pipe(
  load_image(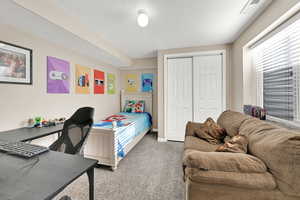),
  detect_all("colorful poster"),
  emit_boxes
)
[125,73,138,92]
[47,56,70,93]
[141,73,154,92]
[94,69,105,94]
[75,64,90,94]
[107,73,116,94]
